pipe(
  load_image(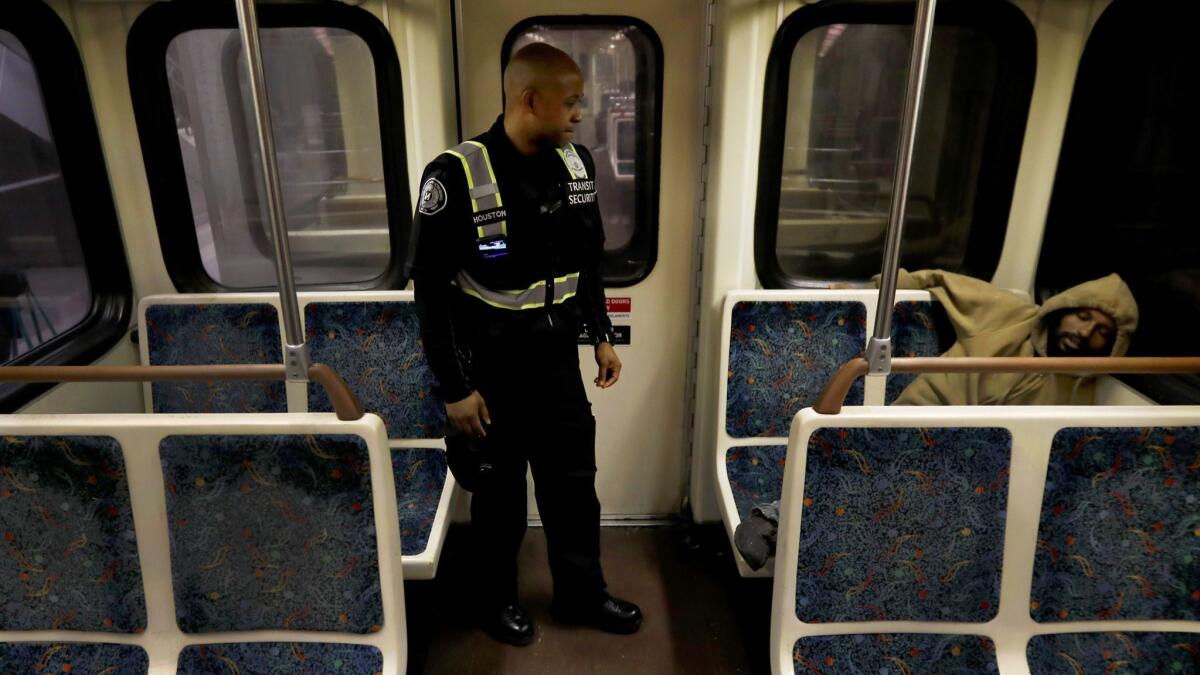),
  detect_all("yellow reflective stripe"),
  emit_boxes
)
[458,285,548,311]
[443,148,479,212]
[476,221,508,239]
[459,290,578,310]
[455,271,581,310]
[465,141,503,208]
[495,272,579,295]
